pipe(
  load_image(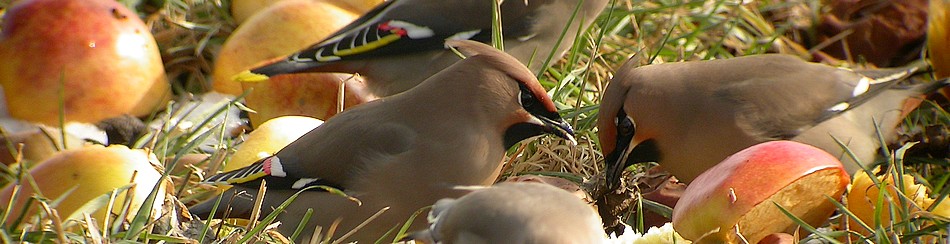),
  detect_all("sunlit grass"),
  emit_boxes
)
[0,0,946,242]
